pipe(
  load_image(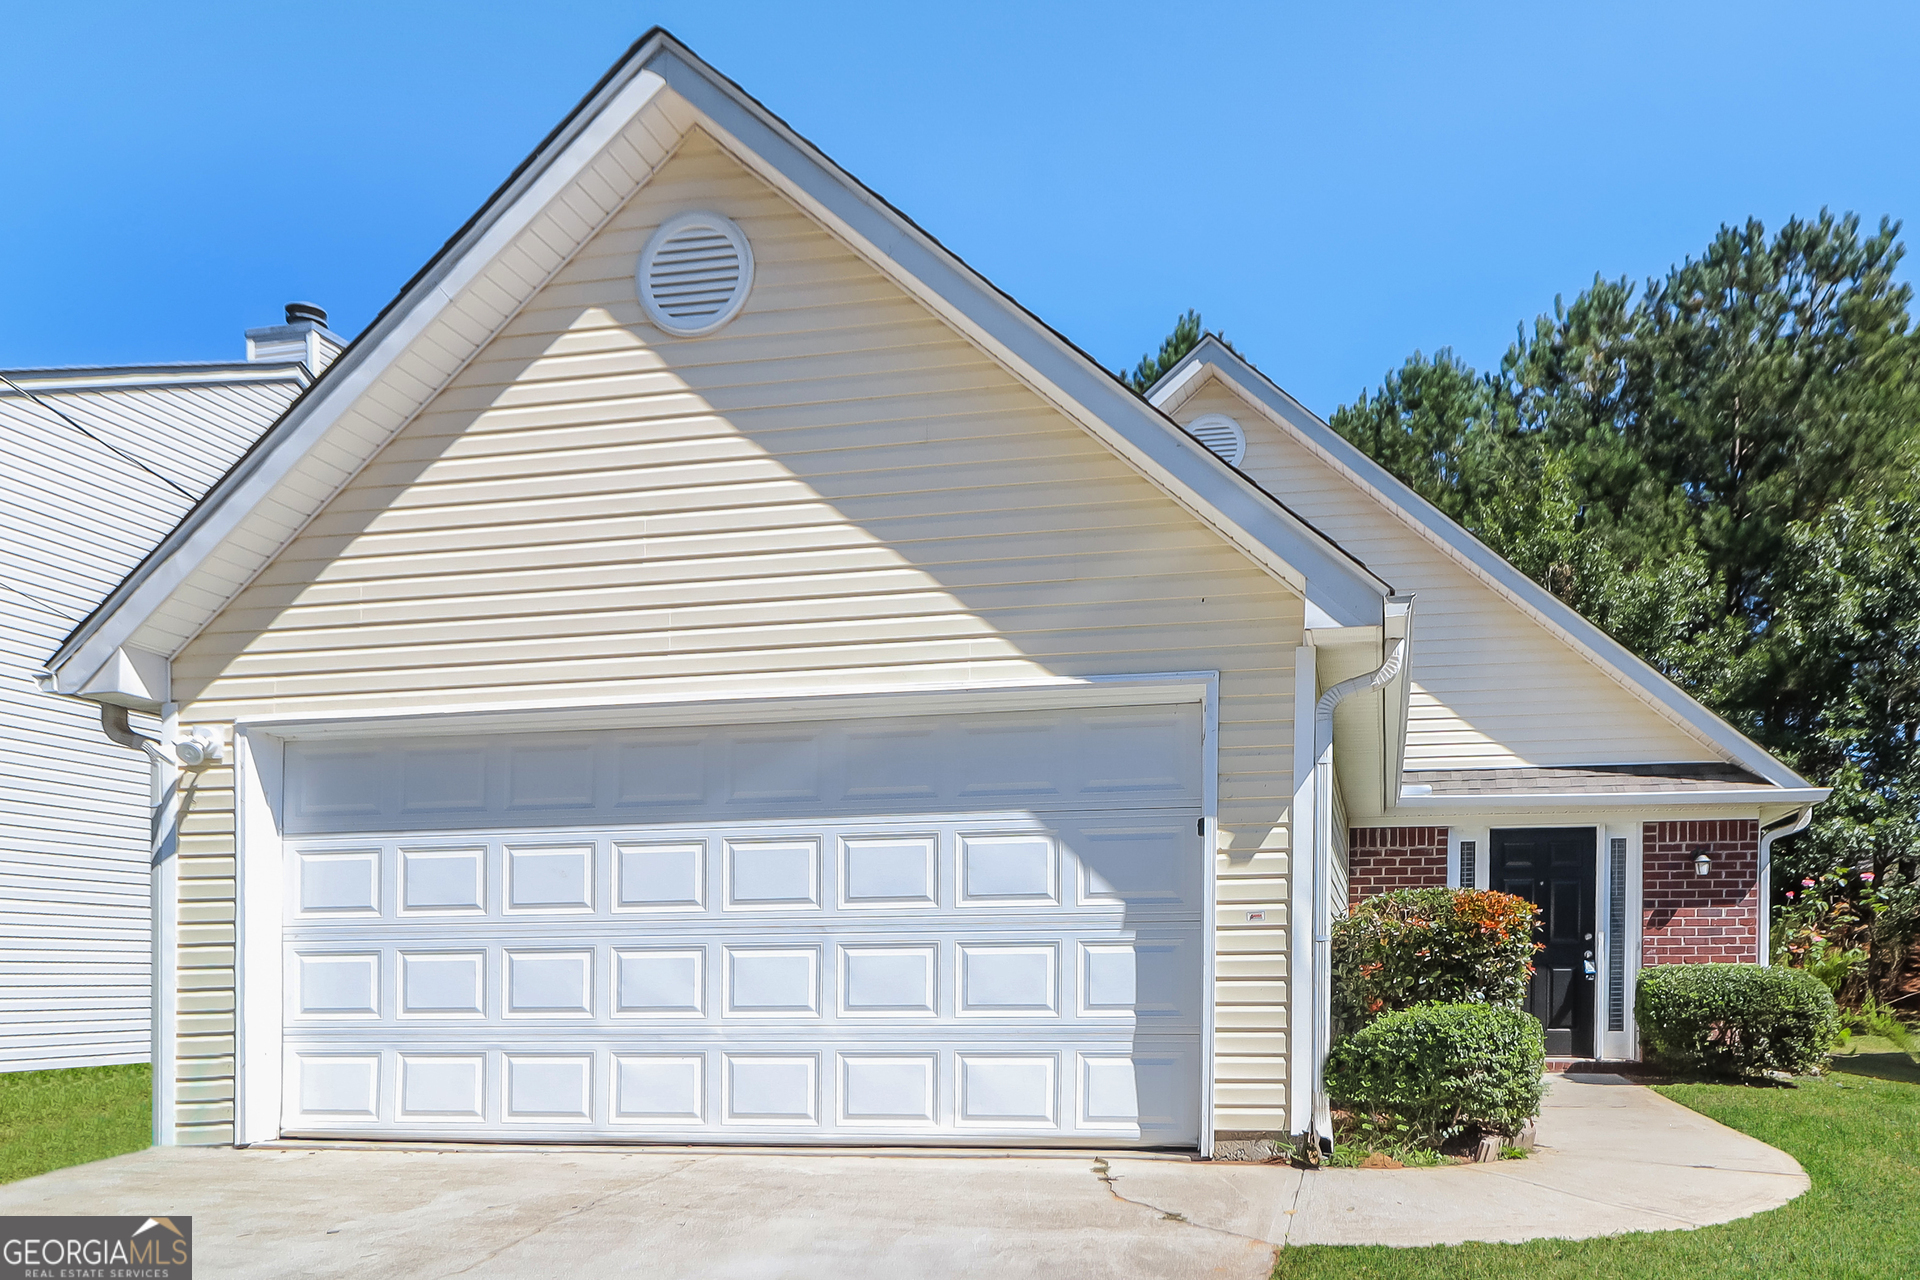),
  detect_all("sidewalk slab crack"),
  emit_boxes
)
[1090,1159,1283,1256]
